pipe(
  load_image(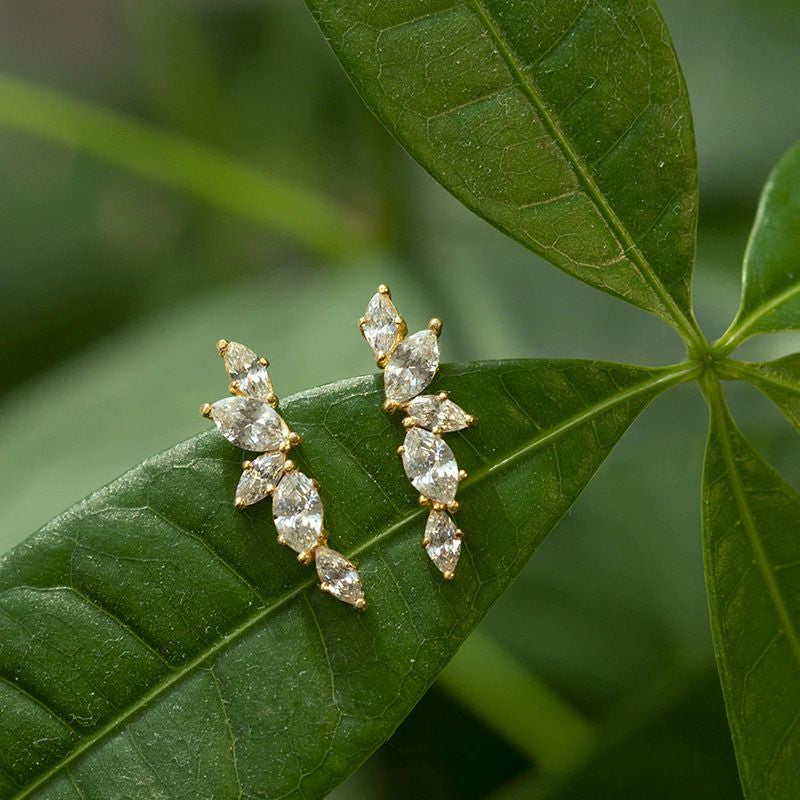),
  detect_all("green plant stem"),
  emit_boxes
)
[0,72,371,258]
[438,631,596,774]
